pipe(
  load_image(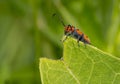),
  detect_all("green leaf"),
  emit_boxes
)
[39,38,120,84]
